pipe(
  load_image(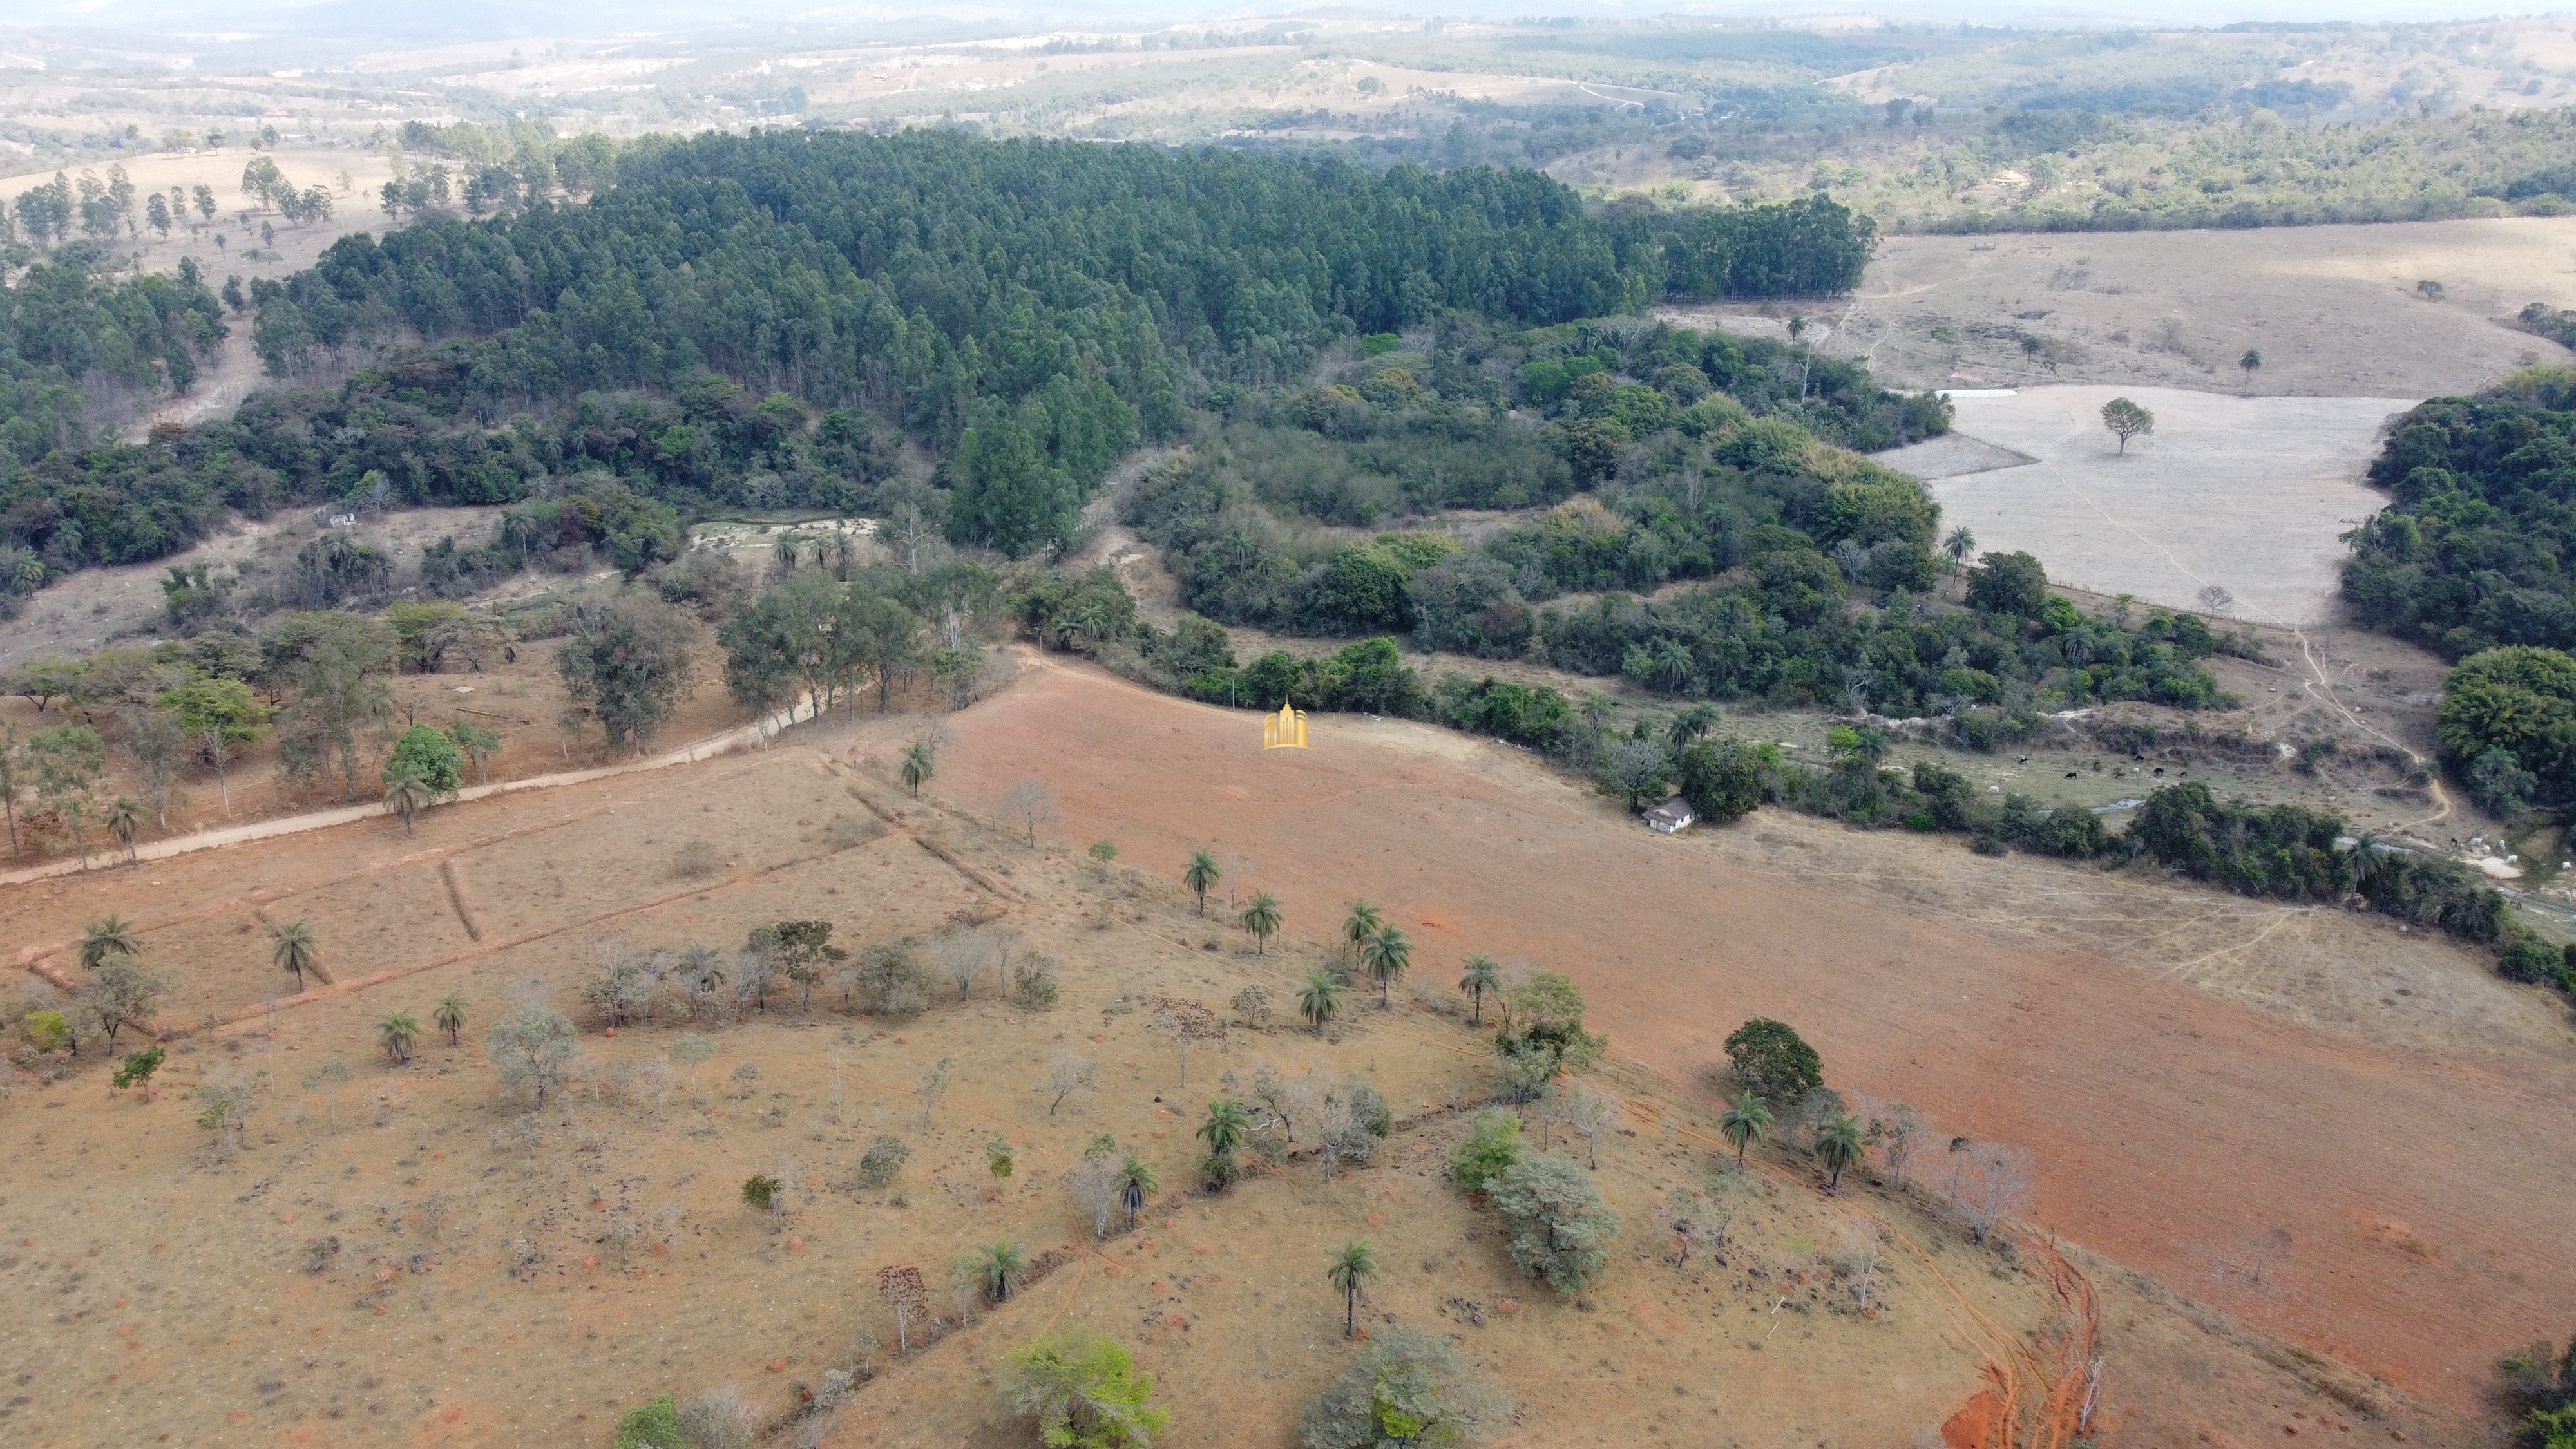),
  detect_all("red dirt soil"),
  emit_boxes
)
[926,655,2576,1417]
